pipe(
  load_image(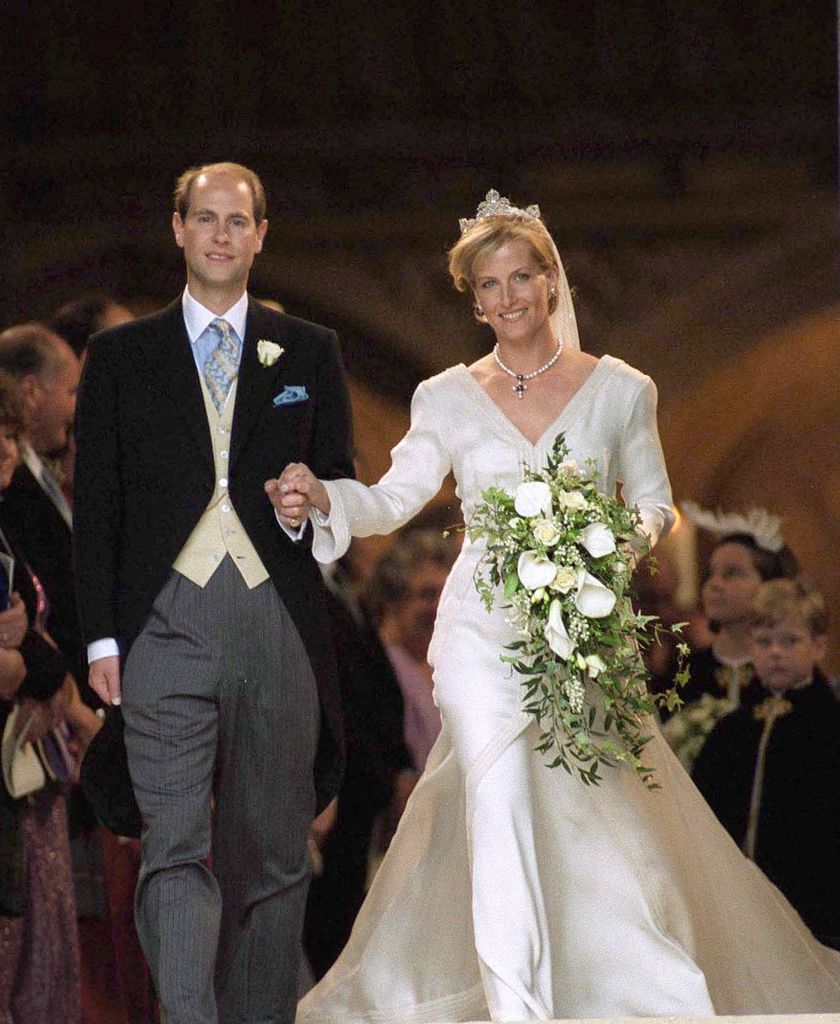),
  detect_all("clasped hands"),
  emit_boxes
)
[263,462,330,528]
